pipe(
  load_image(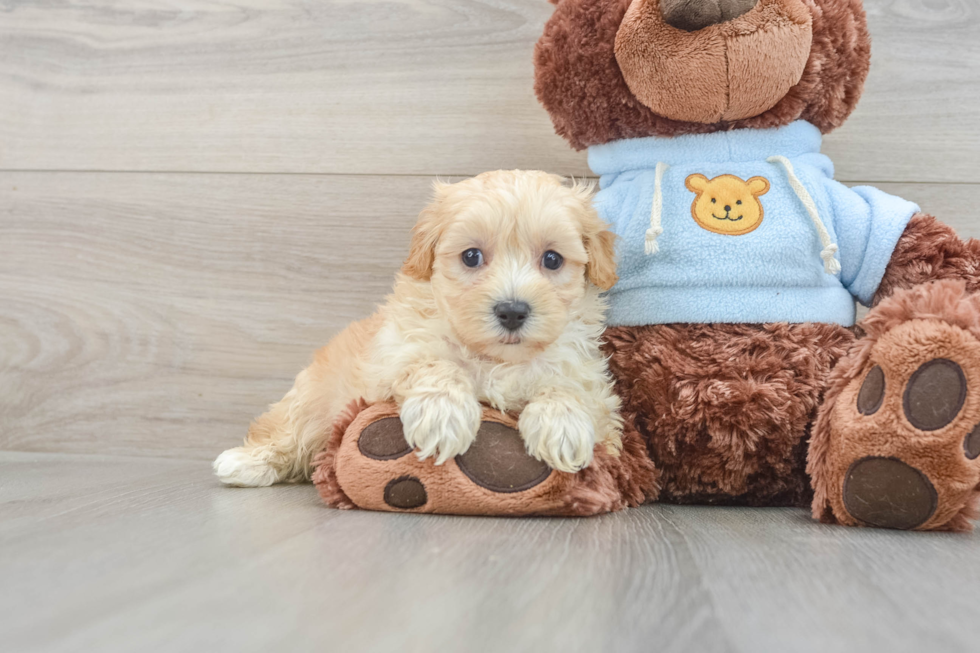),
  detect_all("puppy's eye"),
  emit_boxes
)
[542,250,564,271]
[711,198,717,204]
[736,200,742,205]
[461,248,484,268]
